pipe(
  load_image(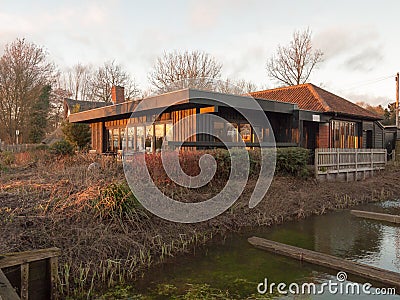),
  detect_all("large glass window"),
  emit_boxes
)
[165,123,173,142]
[155,124,165,151]
[240,124,251,143]
[113,129,119,151]
[226,123,238,142]
[145,125,154,152]
[331,120,359,148]
[212,121,255,144]
[120,128,125,150]
[108,129,113,151]
[136,126,145,152]
[104,111,173,153]
[126,126,135,152]
[213,122,225,141]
